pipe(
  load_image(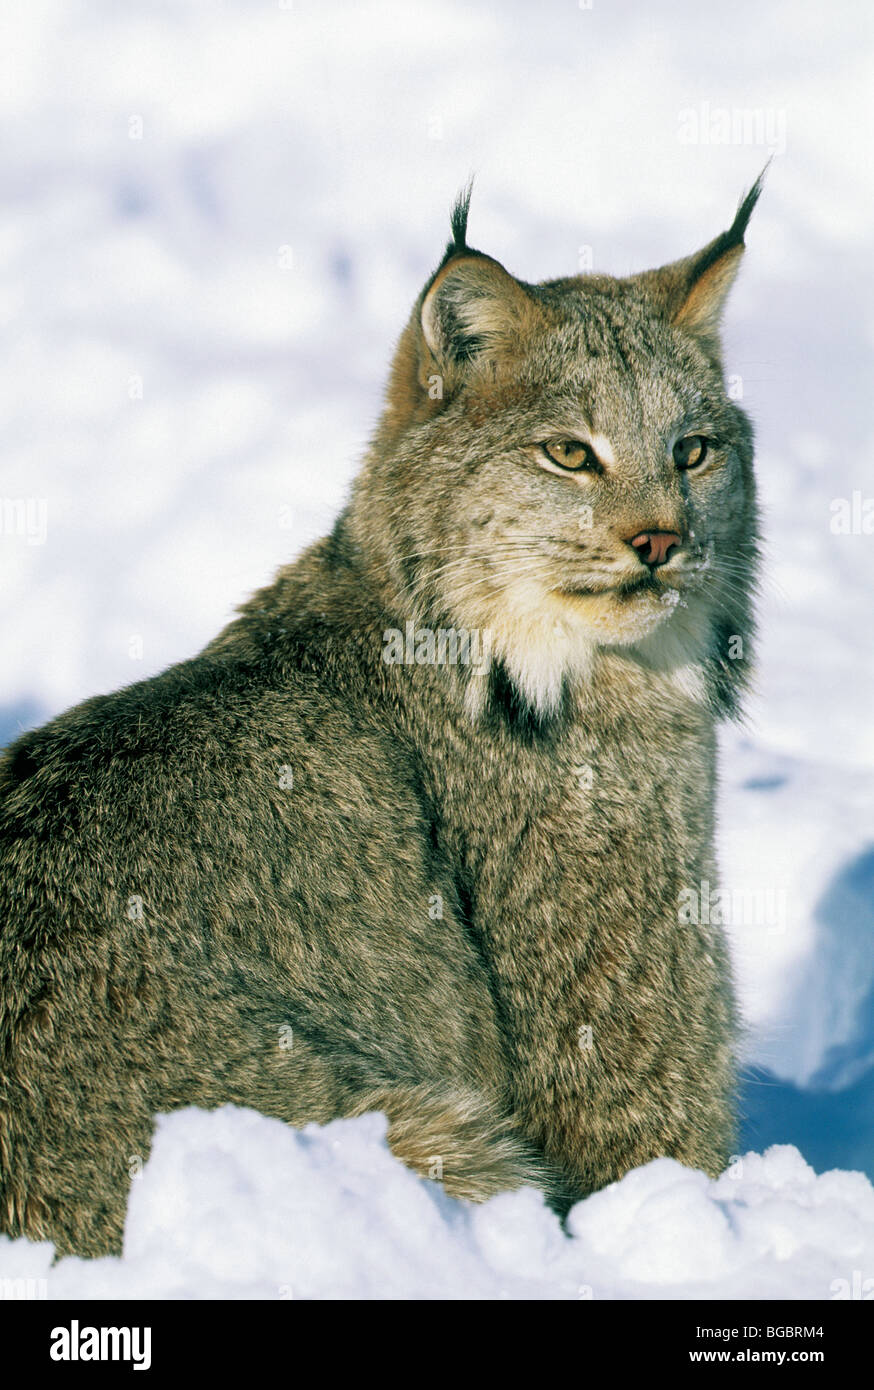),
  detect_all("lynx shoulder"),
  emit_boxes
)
[0,179,762,1256]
